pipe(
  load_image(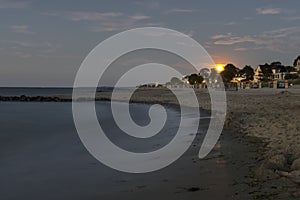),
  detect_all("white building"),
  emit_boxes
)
[254,64,295,81]
[295,57,300,72]
[253,66,263,82]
